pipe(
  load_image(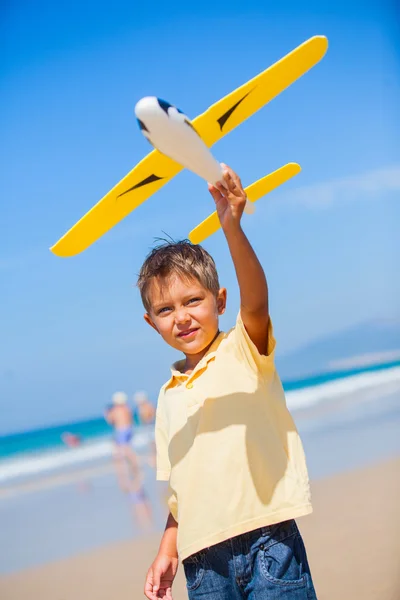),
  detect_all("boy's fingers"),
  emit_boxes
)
[222,169,243,199]
[144,572,155,599]
[222,168,234,187]
[152,567,161,595]
[208,183,224,203]
[230,169,243,192]
[216,182,227,195]
[226,169,244,198]
[221,163,244,196]
[221,163,235,183]
[222,163,239,183]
